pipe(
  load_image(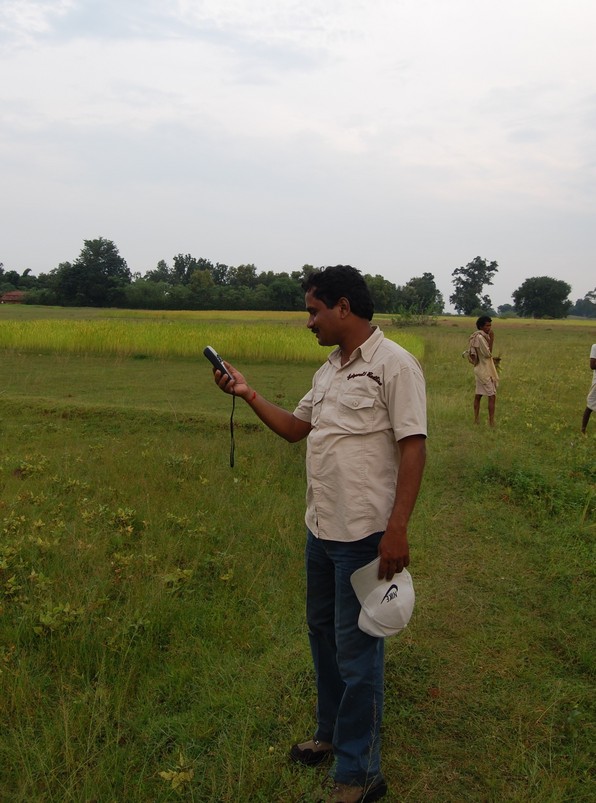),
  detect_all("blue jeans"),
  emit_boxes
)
[305,529,385,787]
